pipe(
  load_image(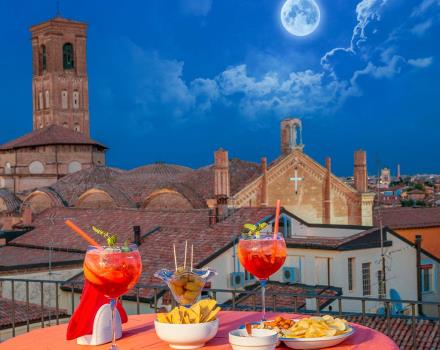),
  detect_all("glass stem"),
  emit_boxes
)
[110,298,118,350]
[260,279,267,321]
